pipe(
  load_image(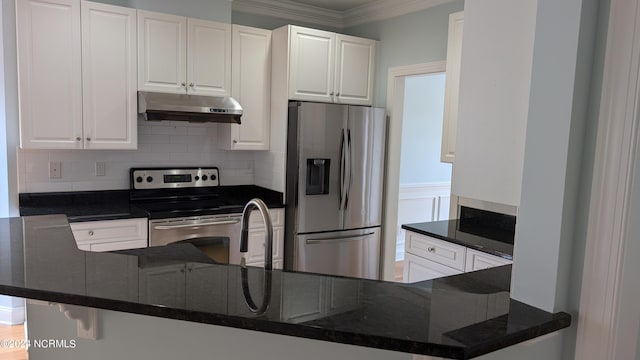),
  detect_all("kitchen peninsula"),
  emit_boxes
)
[0,215,569,359]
